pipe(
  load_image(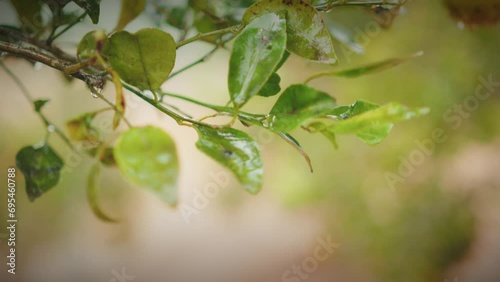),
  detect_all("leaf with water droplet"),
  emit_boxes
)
[114,126,179,205]
[229,12,287,108]
[102,28,176,92]
[268,84,336,132]
[16,145,64,201]
[194,125,263,194]
[243,0,337,64]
